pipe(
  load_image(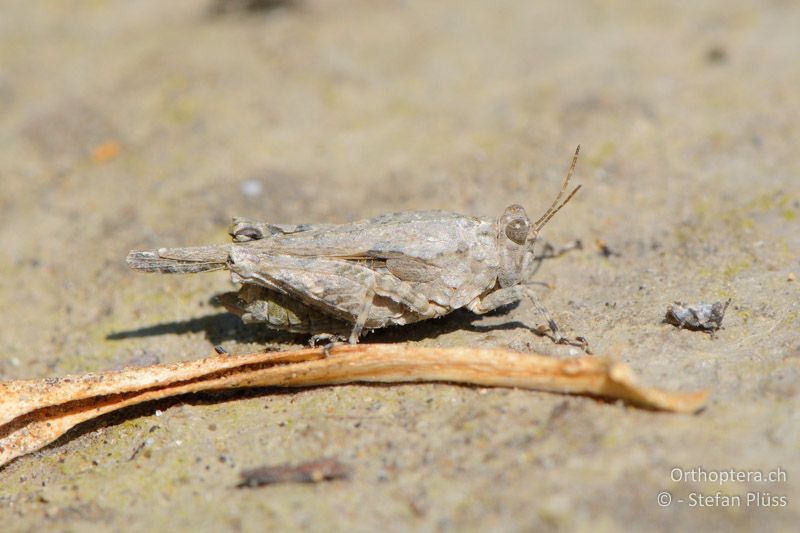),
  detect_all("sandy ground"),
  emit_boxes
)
[1,0,799,531]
